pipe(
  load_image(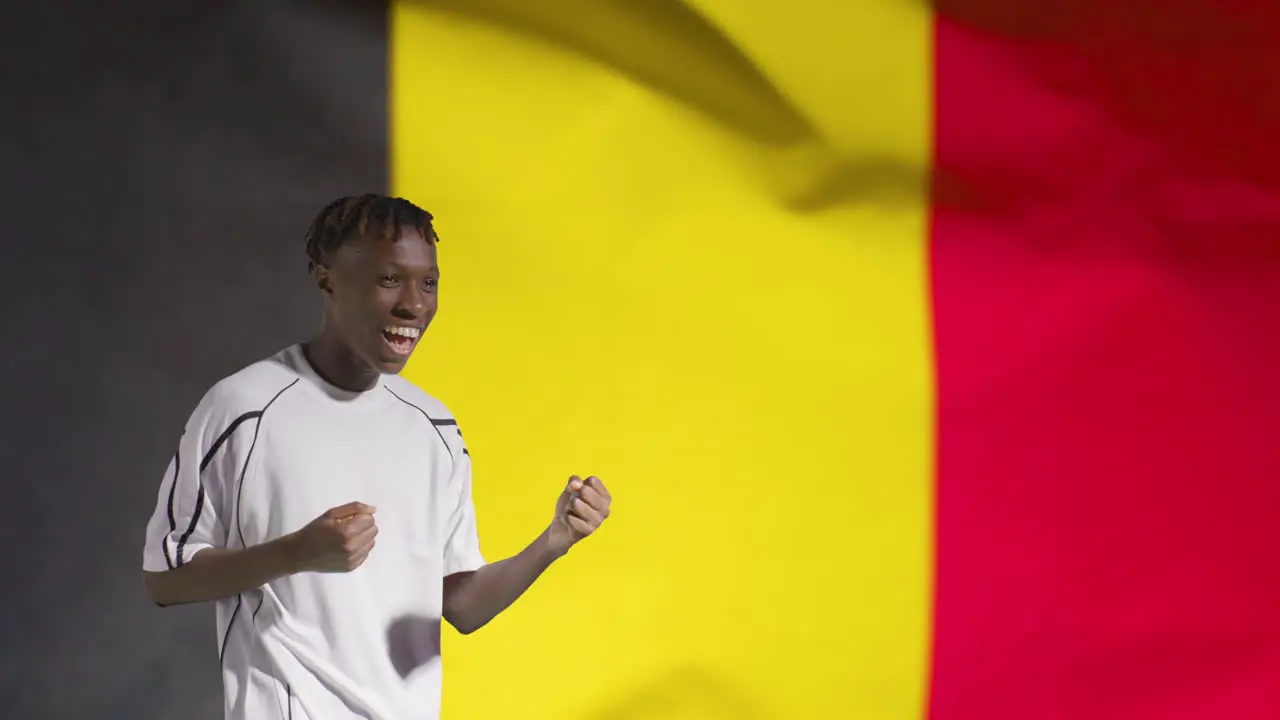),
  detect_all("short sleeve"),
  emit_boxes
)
[441,429,486,575]
[141,387,251,572]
